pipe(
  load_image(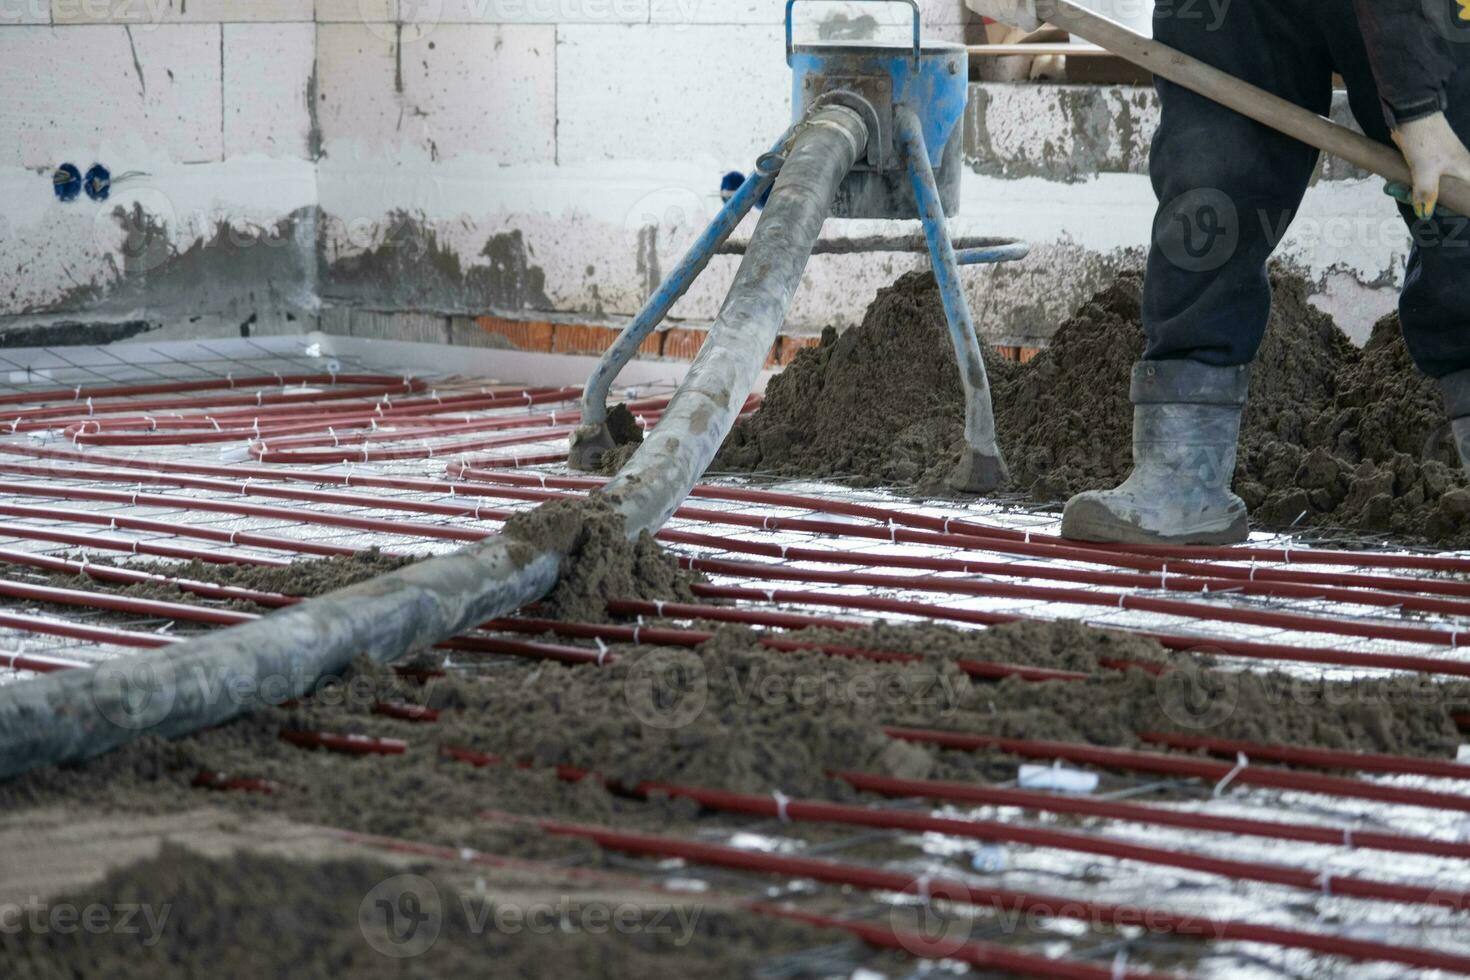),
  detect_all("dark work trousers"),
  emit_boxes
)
[1143,0,1470,379]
